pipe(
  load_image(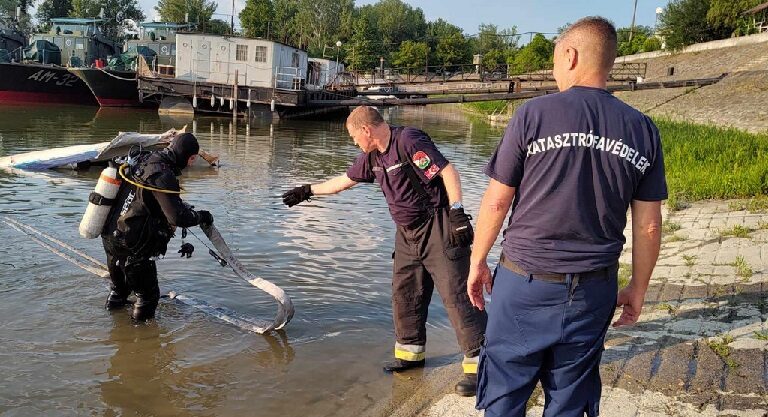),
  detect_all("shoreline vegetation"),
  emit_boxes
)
[460,102,768,209]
